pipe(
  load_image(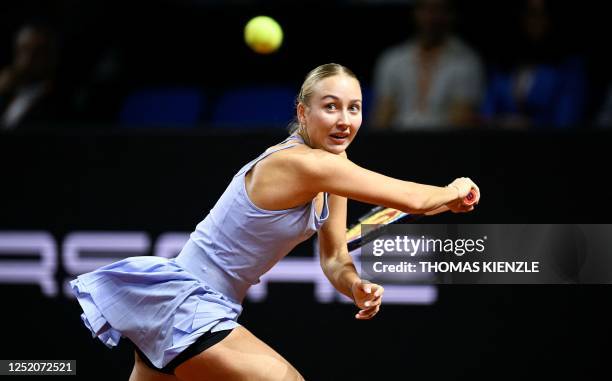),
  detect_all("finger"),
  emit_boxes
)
[472,182,480,194]
[367,290,384,305]
[373,285,384,298]
[360,293,382,307]
[359,304,379,315]
[361,282,372,294]
[362,287,383,307]
[356,306,380,320]
[356,312,376,320]
[355,313,376,320]
[362,296,381,308]
[470,182,480,197]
